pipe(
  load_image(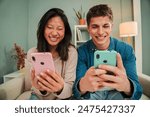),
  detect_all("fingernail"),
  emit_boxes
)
[40,72,44,76]
[95,69,98,75]
[36,76,40,79]
[98,65,101,68]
